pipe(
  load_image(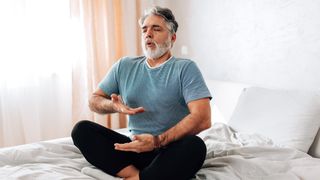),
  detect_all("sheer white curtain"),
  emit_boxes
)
[0,0,141,148]
[70,0,141,128]
[0,0,75,147]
